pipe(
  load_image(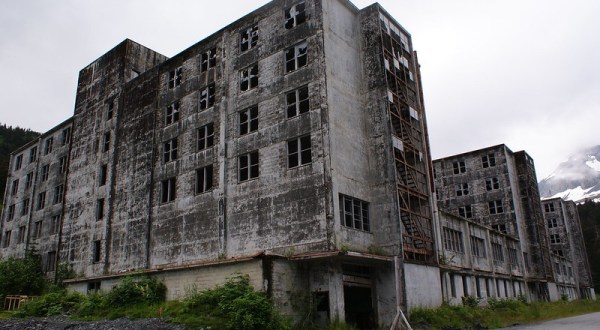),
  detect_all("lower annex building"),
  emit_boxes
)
[0,0,594,328]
